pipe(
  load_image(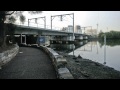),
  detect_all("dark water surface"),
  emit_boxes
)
[50,40,120,72]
